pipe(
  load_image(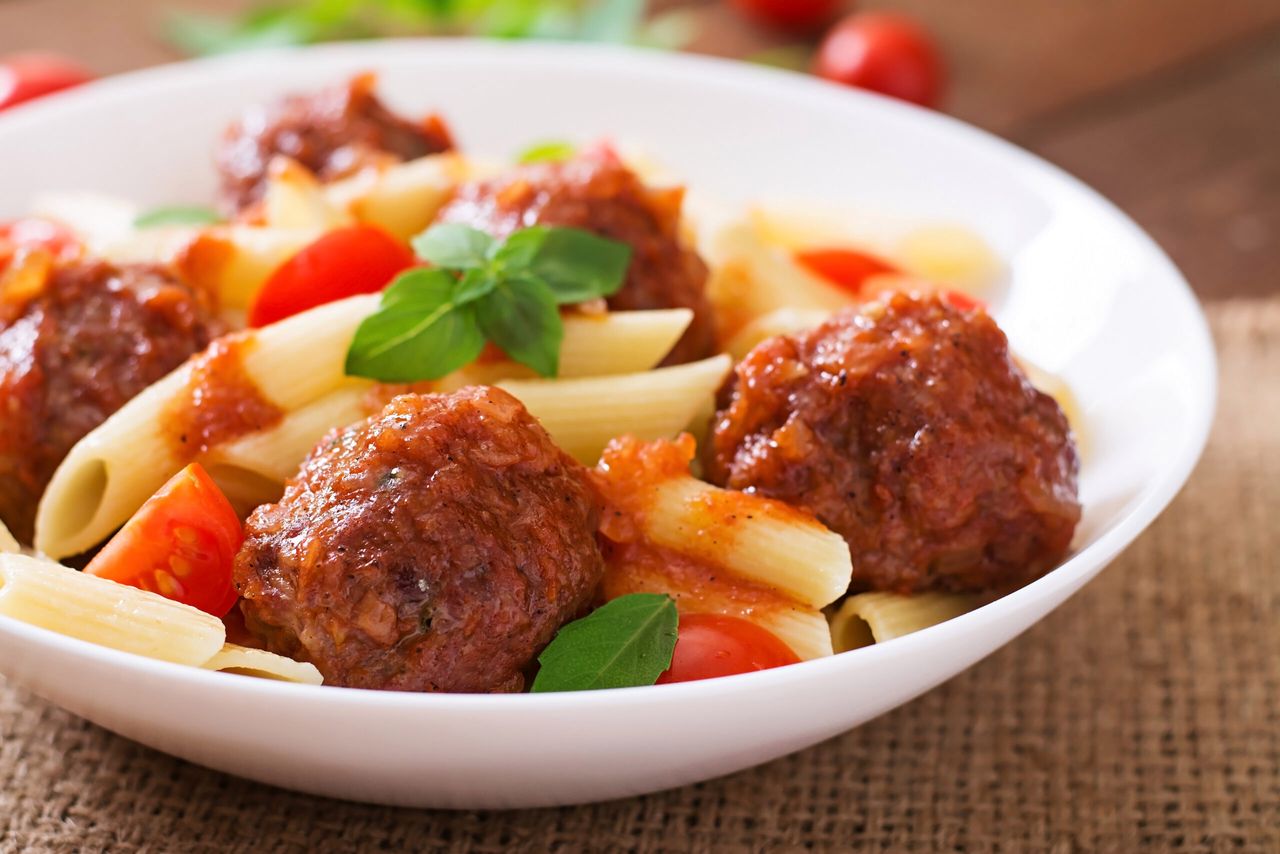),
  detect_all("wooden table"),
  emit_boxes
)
[3,0,1277,300]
